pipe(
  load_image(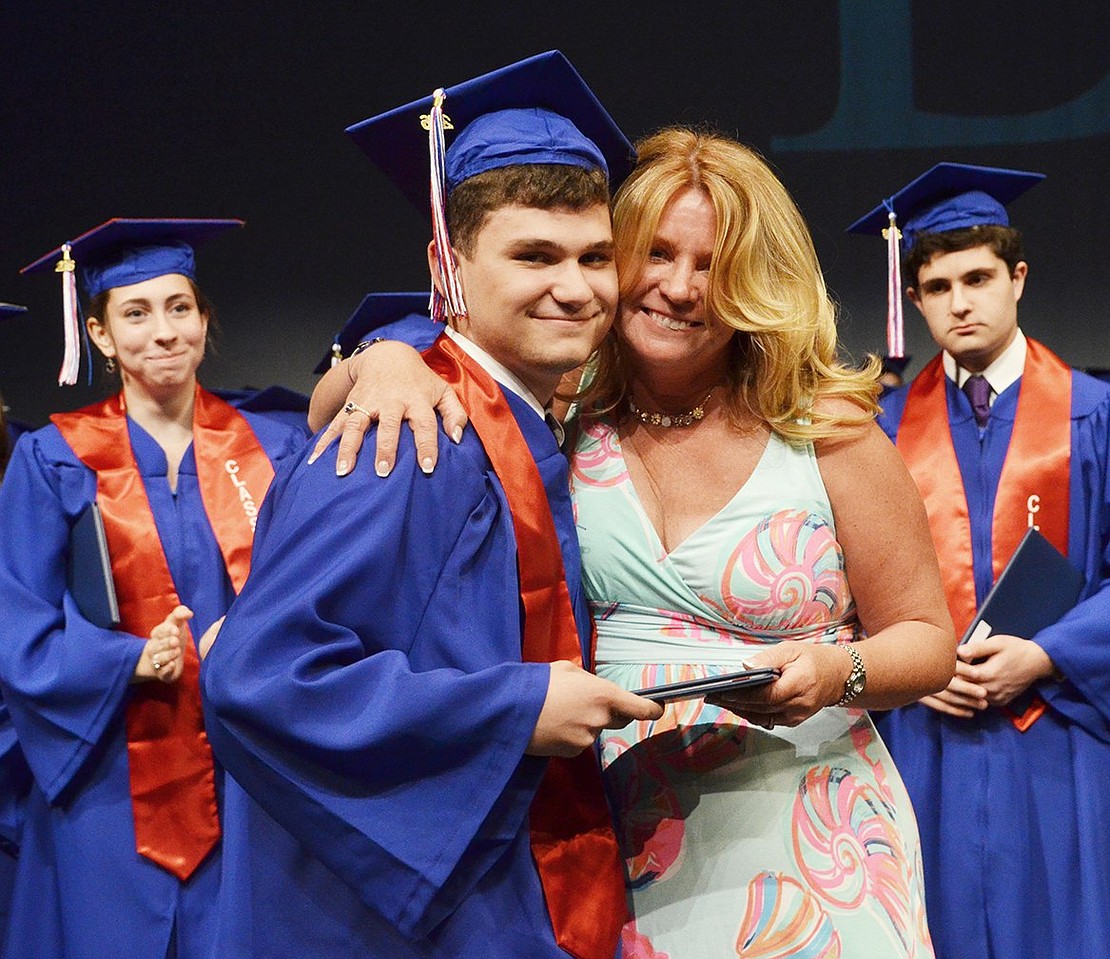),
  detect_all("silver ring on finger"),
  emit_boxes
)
[153,660,163,671]
[343,401,372,417]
